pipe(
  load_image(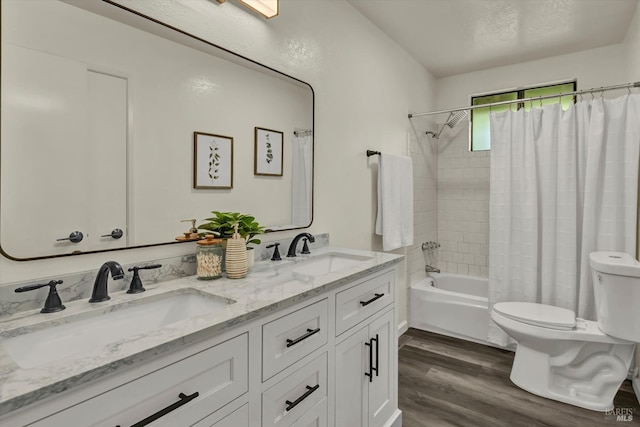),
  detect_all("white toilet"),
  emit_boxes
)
[491,251,639,411]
